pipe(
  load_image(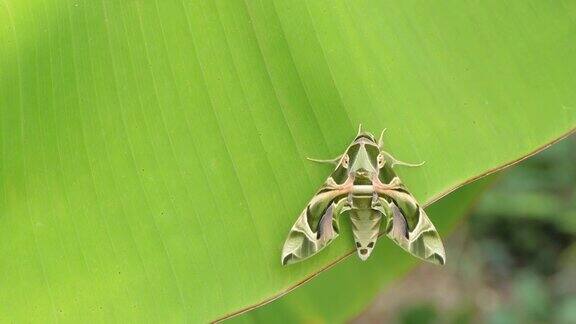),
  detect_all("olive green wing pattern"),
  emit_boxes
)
[380,184,446,265]
[281,181,349,265]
